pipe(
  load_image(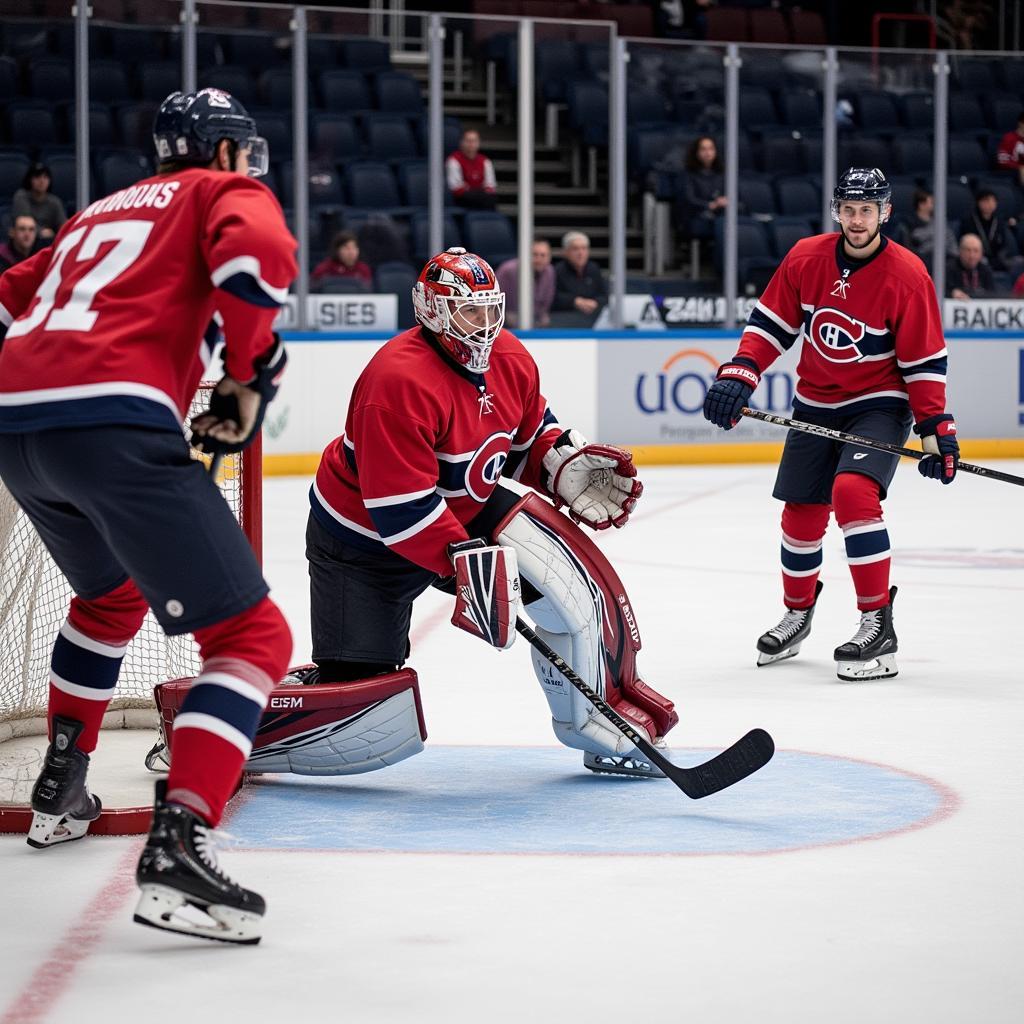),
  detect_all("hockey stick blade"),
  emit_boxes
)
[515,618,775,799]
[741,407,1024,488]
